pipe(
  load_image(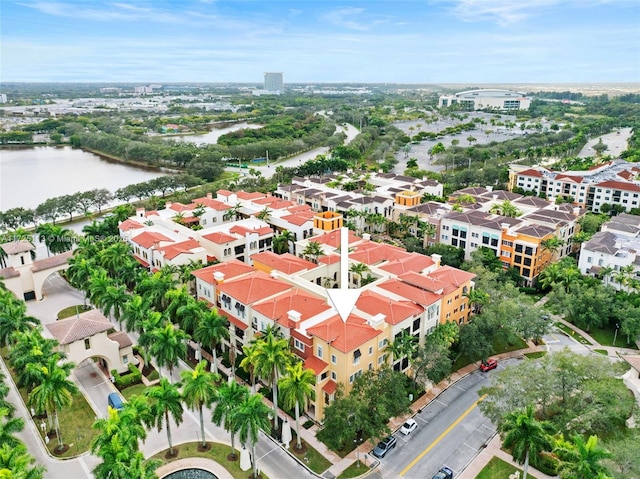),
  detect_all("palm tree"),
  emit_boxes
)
[302,241,324,264]
[500,404,554,479]
[0,300,39,349]
[541,237,564,261]
[175,296,208,335]
[349,262,370,287]
[194,308,229,374]
[253,327,291,428]
[100,284,129,329]
[233,392,272,479]
[554,434,612,479]
[136,271,178,310]
[223,203,243,222]
[178,259,205,294]
[256,207,271,221]
[8,330,57,390]
[36,223,74,256]
[464,288,490,314]
[27,355,78,450]
[0,407,24,448]
[239,343,260,393]
[122,294,151,333]
[0,443,45,479]
[211,380,249,459]
[597,265,614,286]
[88,268,112,309]
[278,362,316,450]
[148,322,189,381]
[145,378,184,457]
[273,230,295,255]
[489,200,522,218]
[385,331,418,371]
[181,361,219,449]
[66,256,95,304]
[97,241,132,278]
[163,286,195,325]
